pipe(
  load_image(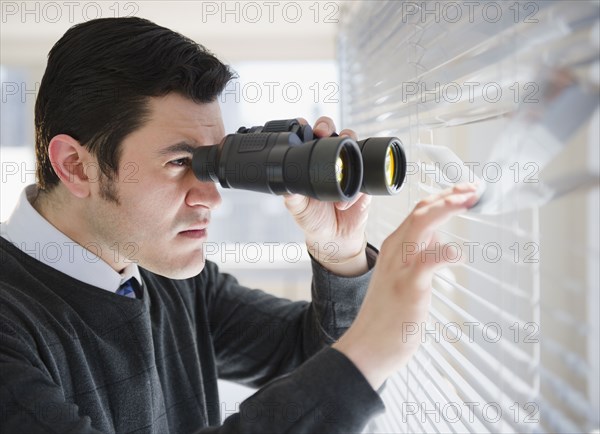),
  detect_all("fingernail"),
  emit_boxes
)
[315,122,329,133]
